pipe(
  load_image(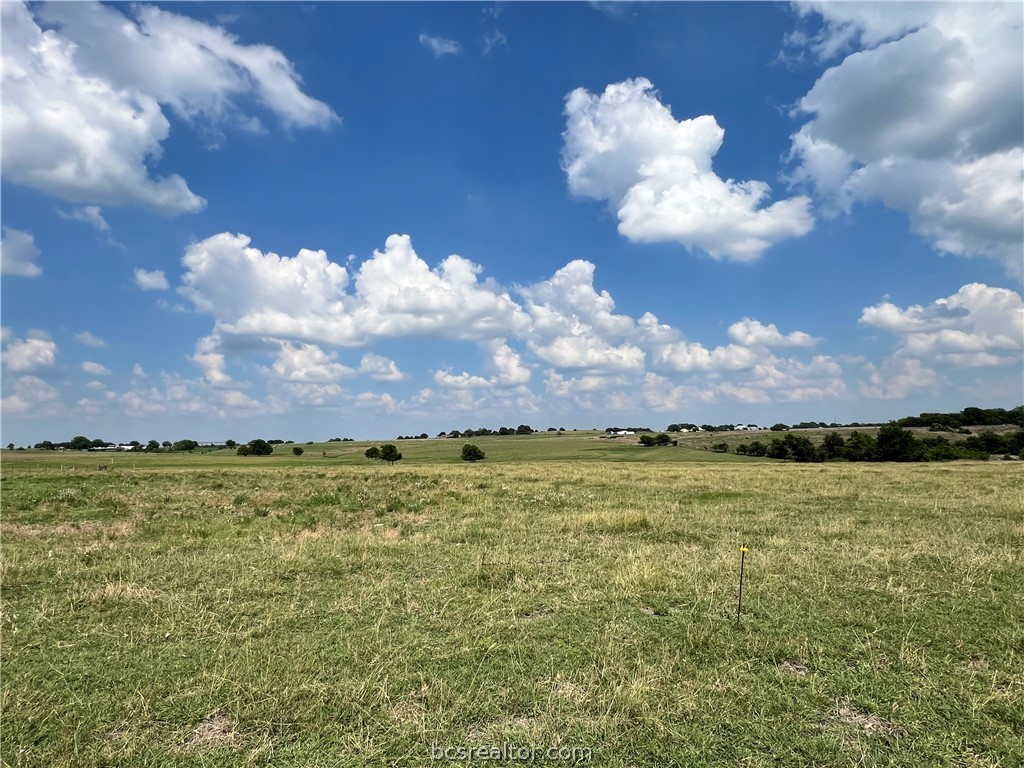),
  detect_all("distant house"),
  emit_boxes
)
[612,430,635,436]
